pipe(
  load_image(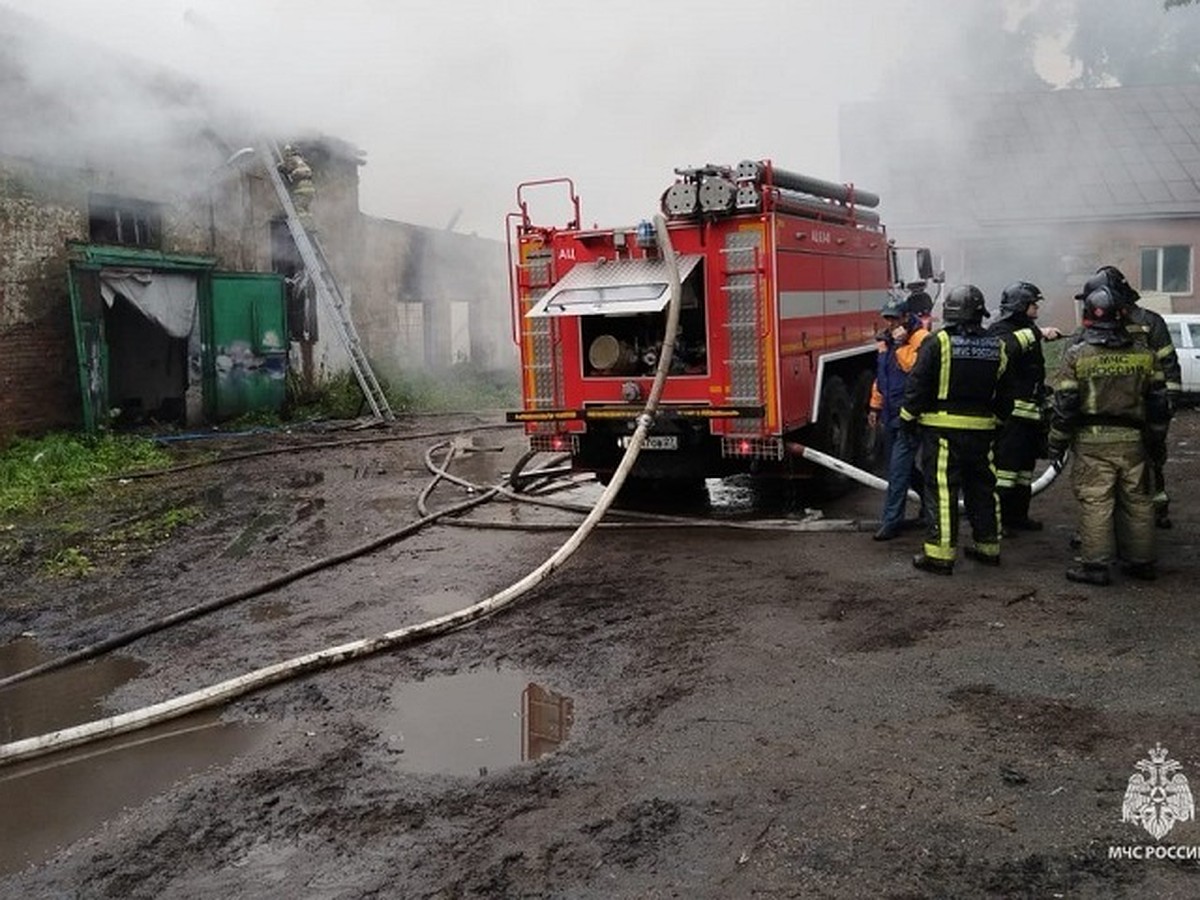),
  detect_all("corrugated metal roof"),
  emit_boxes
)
[840,84,1200,227]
